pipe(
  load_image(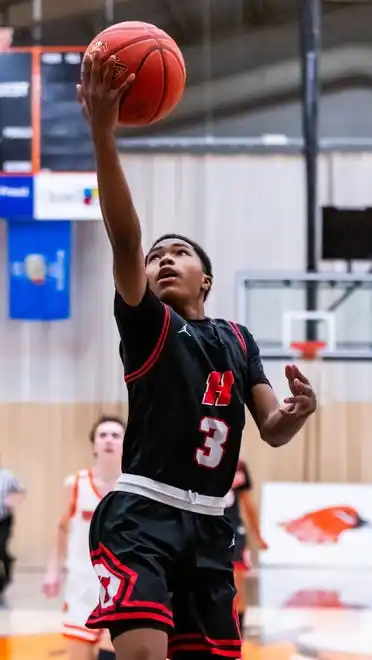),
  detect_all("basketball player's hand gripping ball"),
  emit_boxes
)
[78,22,186,127]
[280,364,317,418]
[77,54,135,131]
